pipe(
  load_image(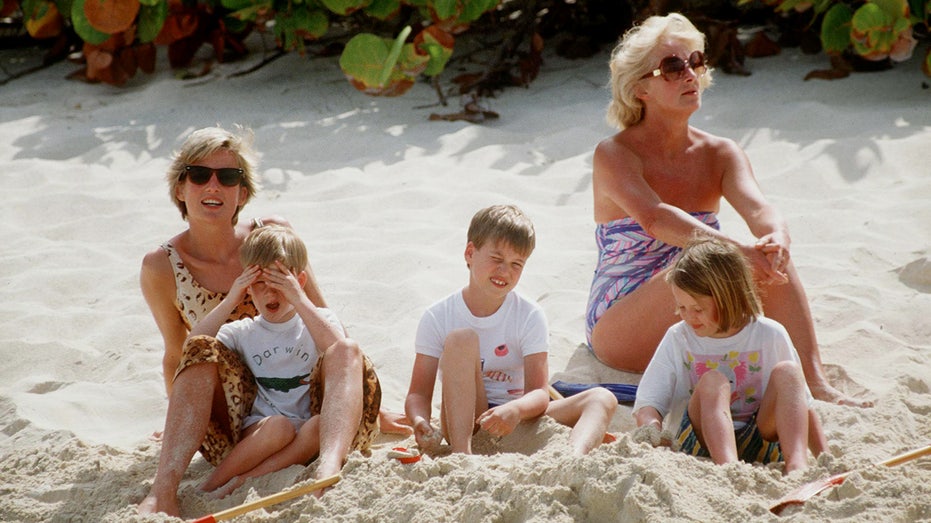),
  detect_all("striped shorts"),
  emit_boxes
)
[676,410,782,464]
